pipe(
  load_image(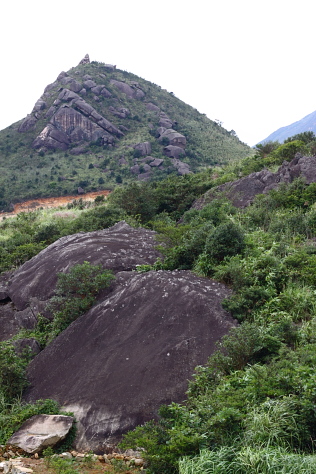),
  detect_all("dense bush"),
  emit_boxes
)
[47,261,114,339]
